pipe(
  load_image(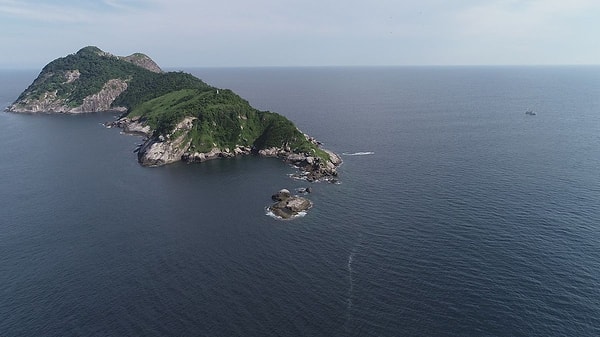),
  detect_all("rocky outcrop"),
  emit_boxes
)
[137,136,190,166]
[121,53,163,73]
[106,116,152,136]
[269,189,313,219]
[182,146,253,163]
[257,146,342,182]
[85,47,162,73]
[73,79,128,113]
[136,117,196,166]
[64,70,80,83]
[272,189,292,201]
[7,78,127,114]
[6,90,68,113]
